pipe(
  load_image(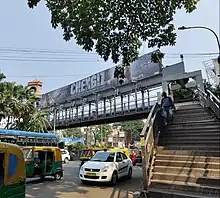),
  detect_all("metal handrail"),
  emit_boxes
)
[140,103,158,137]
[197,88,220,119]
[207,90,220,104]
[140,102,161,191]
